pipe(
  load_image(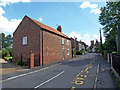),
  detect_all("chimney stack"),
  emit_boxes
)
[57,25,62,32]
[75,38,77,41]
